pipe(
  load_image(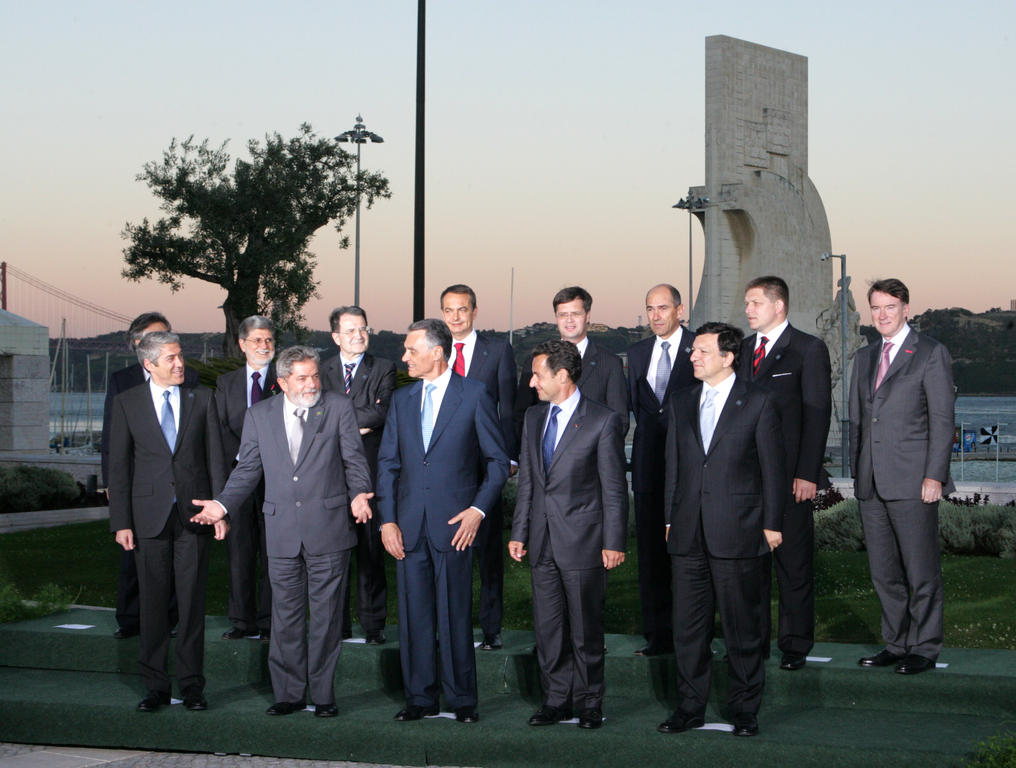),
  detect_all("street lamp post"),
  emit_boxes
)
[335,115,384,306]
[673,194,709,327]
[820,252,850,477]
